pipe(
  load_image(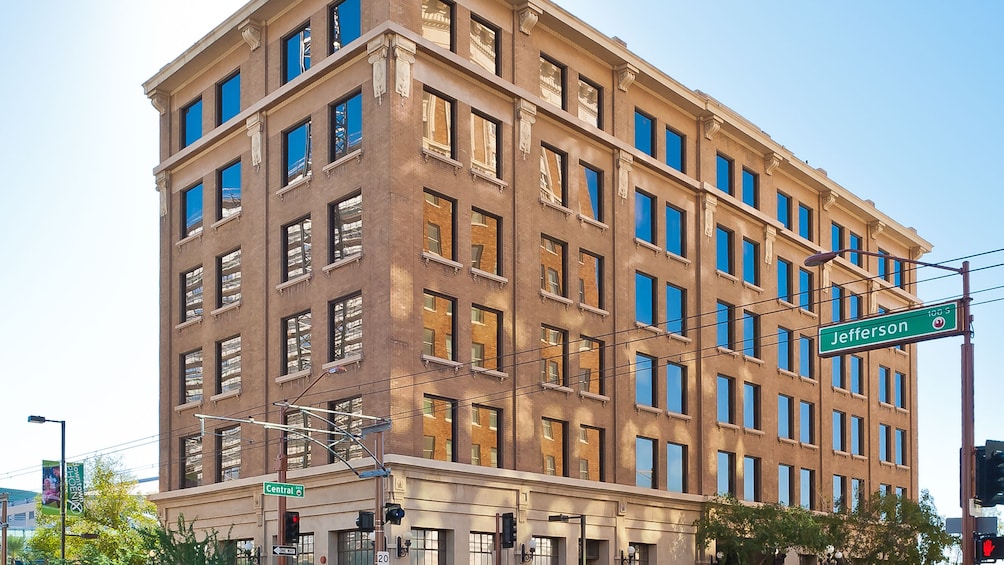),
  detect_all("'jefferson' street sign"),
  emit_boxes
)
[817,300,963,357]
[263,481,305,498]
